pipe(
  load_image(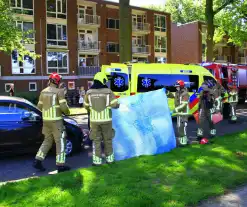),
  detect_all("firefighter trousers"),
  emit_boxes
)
[177,116,188,145]
[197,109,216,138]
[89,122,115,165]
[230,102,237,121]
[36,120,66,166]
